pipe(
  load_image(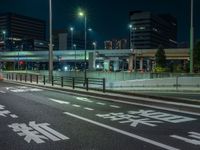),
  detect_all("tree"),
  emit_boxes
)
[194,40,200,72]
[155,45,166,68]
